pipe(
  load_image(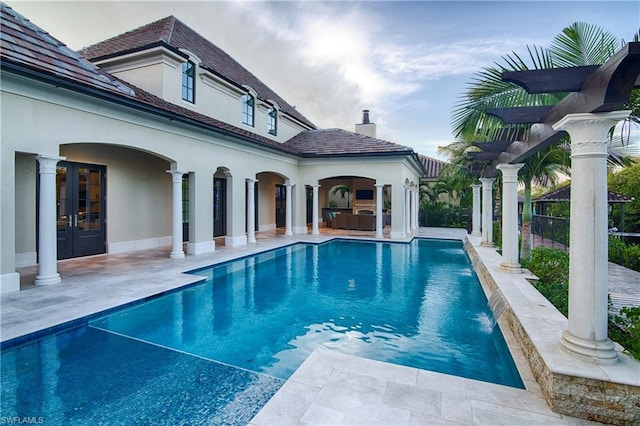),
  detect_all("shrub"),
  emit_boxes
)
[609,307,640,359]
[609,237,640,272]
[522,247,569,284]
